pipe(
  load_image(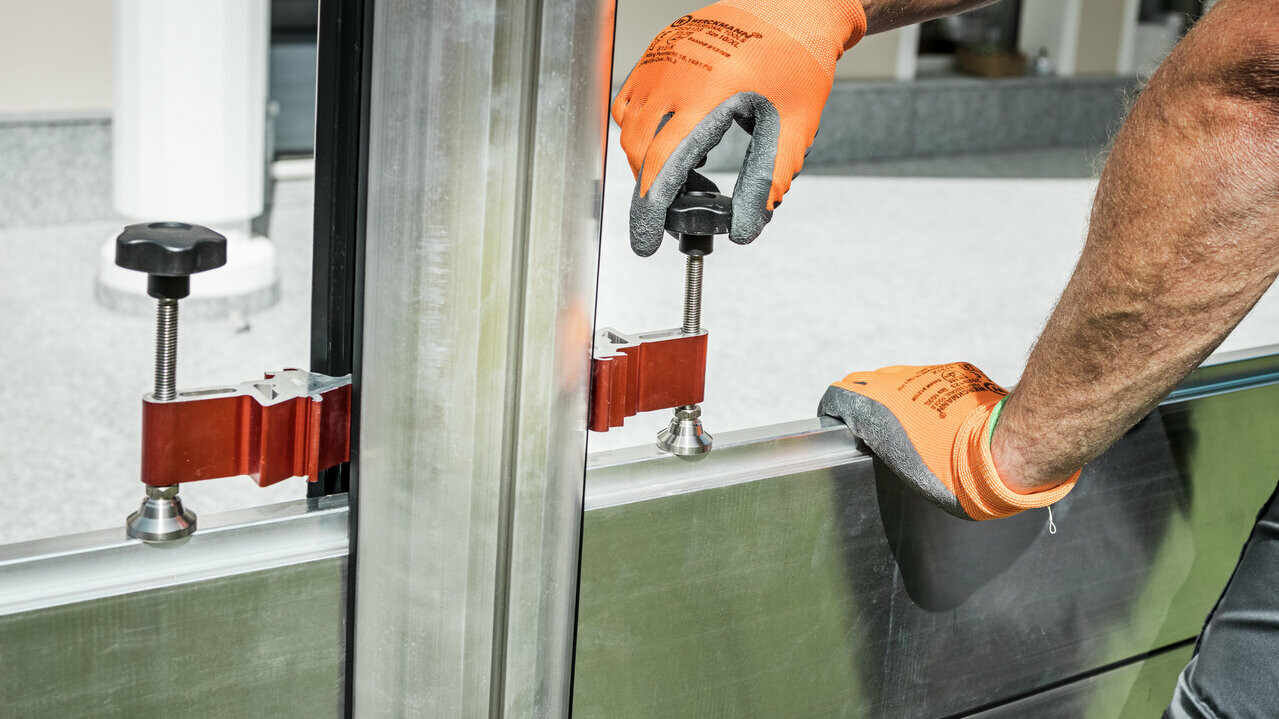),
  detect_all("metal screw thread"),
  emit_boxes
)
[154,299,178,401]
[682,255,703,335]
